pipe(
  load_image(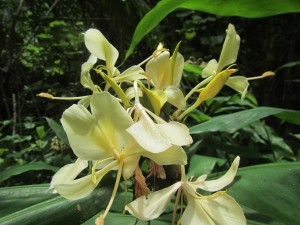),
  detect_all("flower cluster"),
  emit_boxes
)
[40,24,273,225]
